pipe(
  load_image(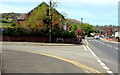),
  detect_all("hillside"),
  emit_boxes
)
[94,25,120,32]
[67,19,81,24]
